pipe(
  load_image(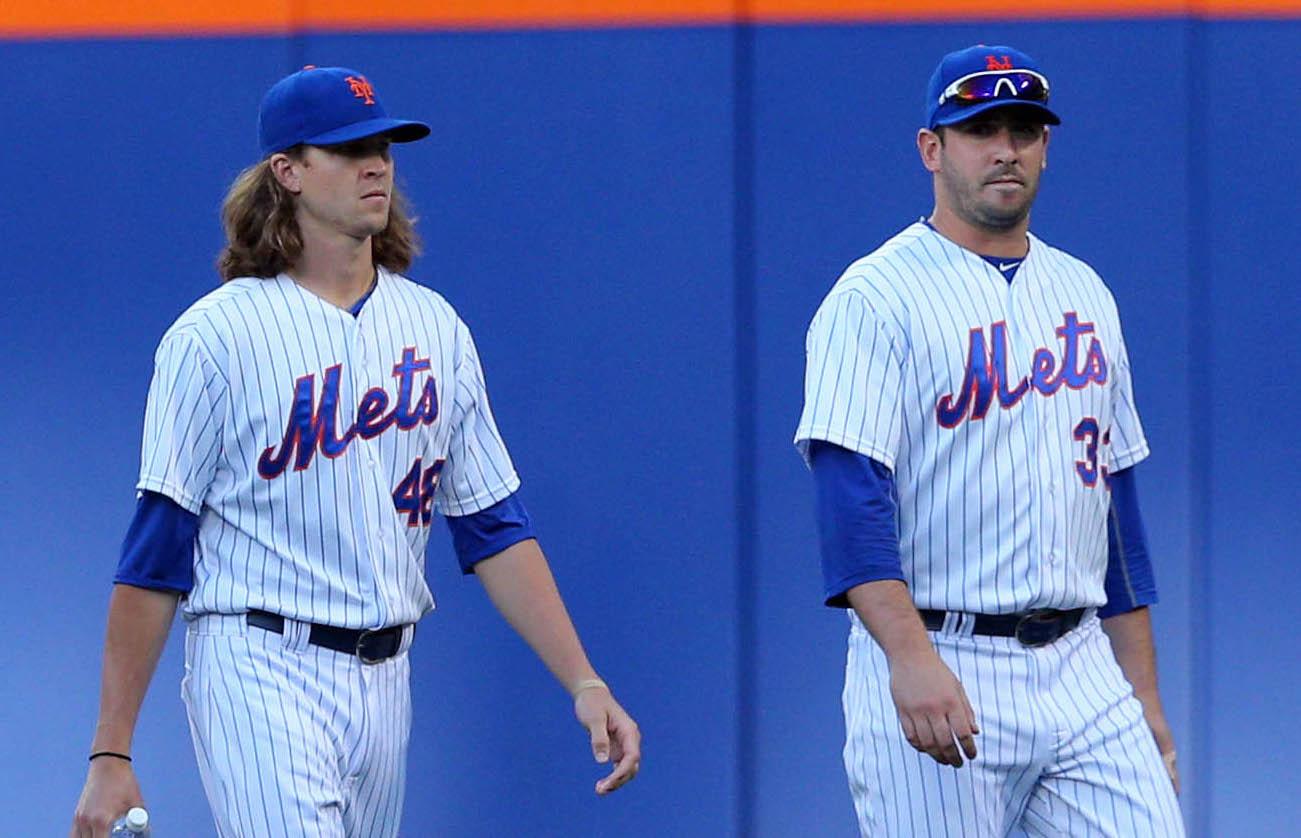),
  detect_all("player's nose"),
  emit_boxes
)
[991,131,1020,164]
[359,151,391,178]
